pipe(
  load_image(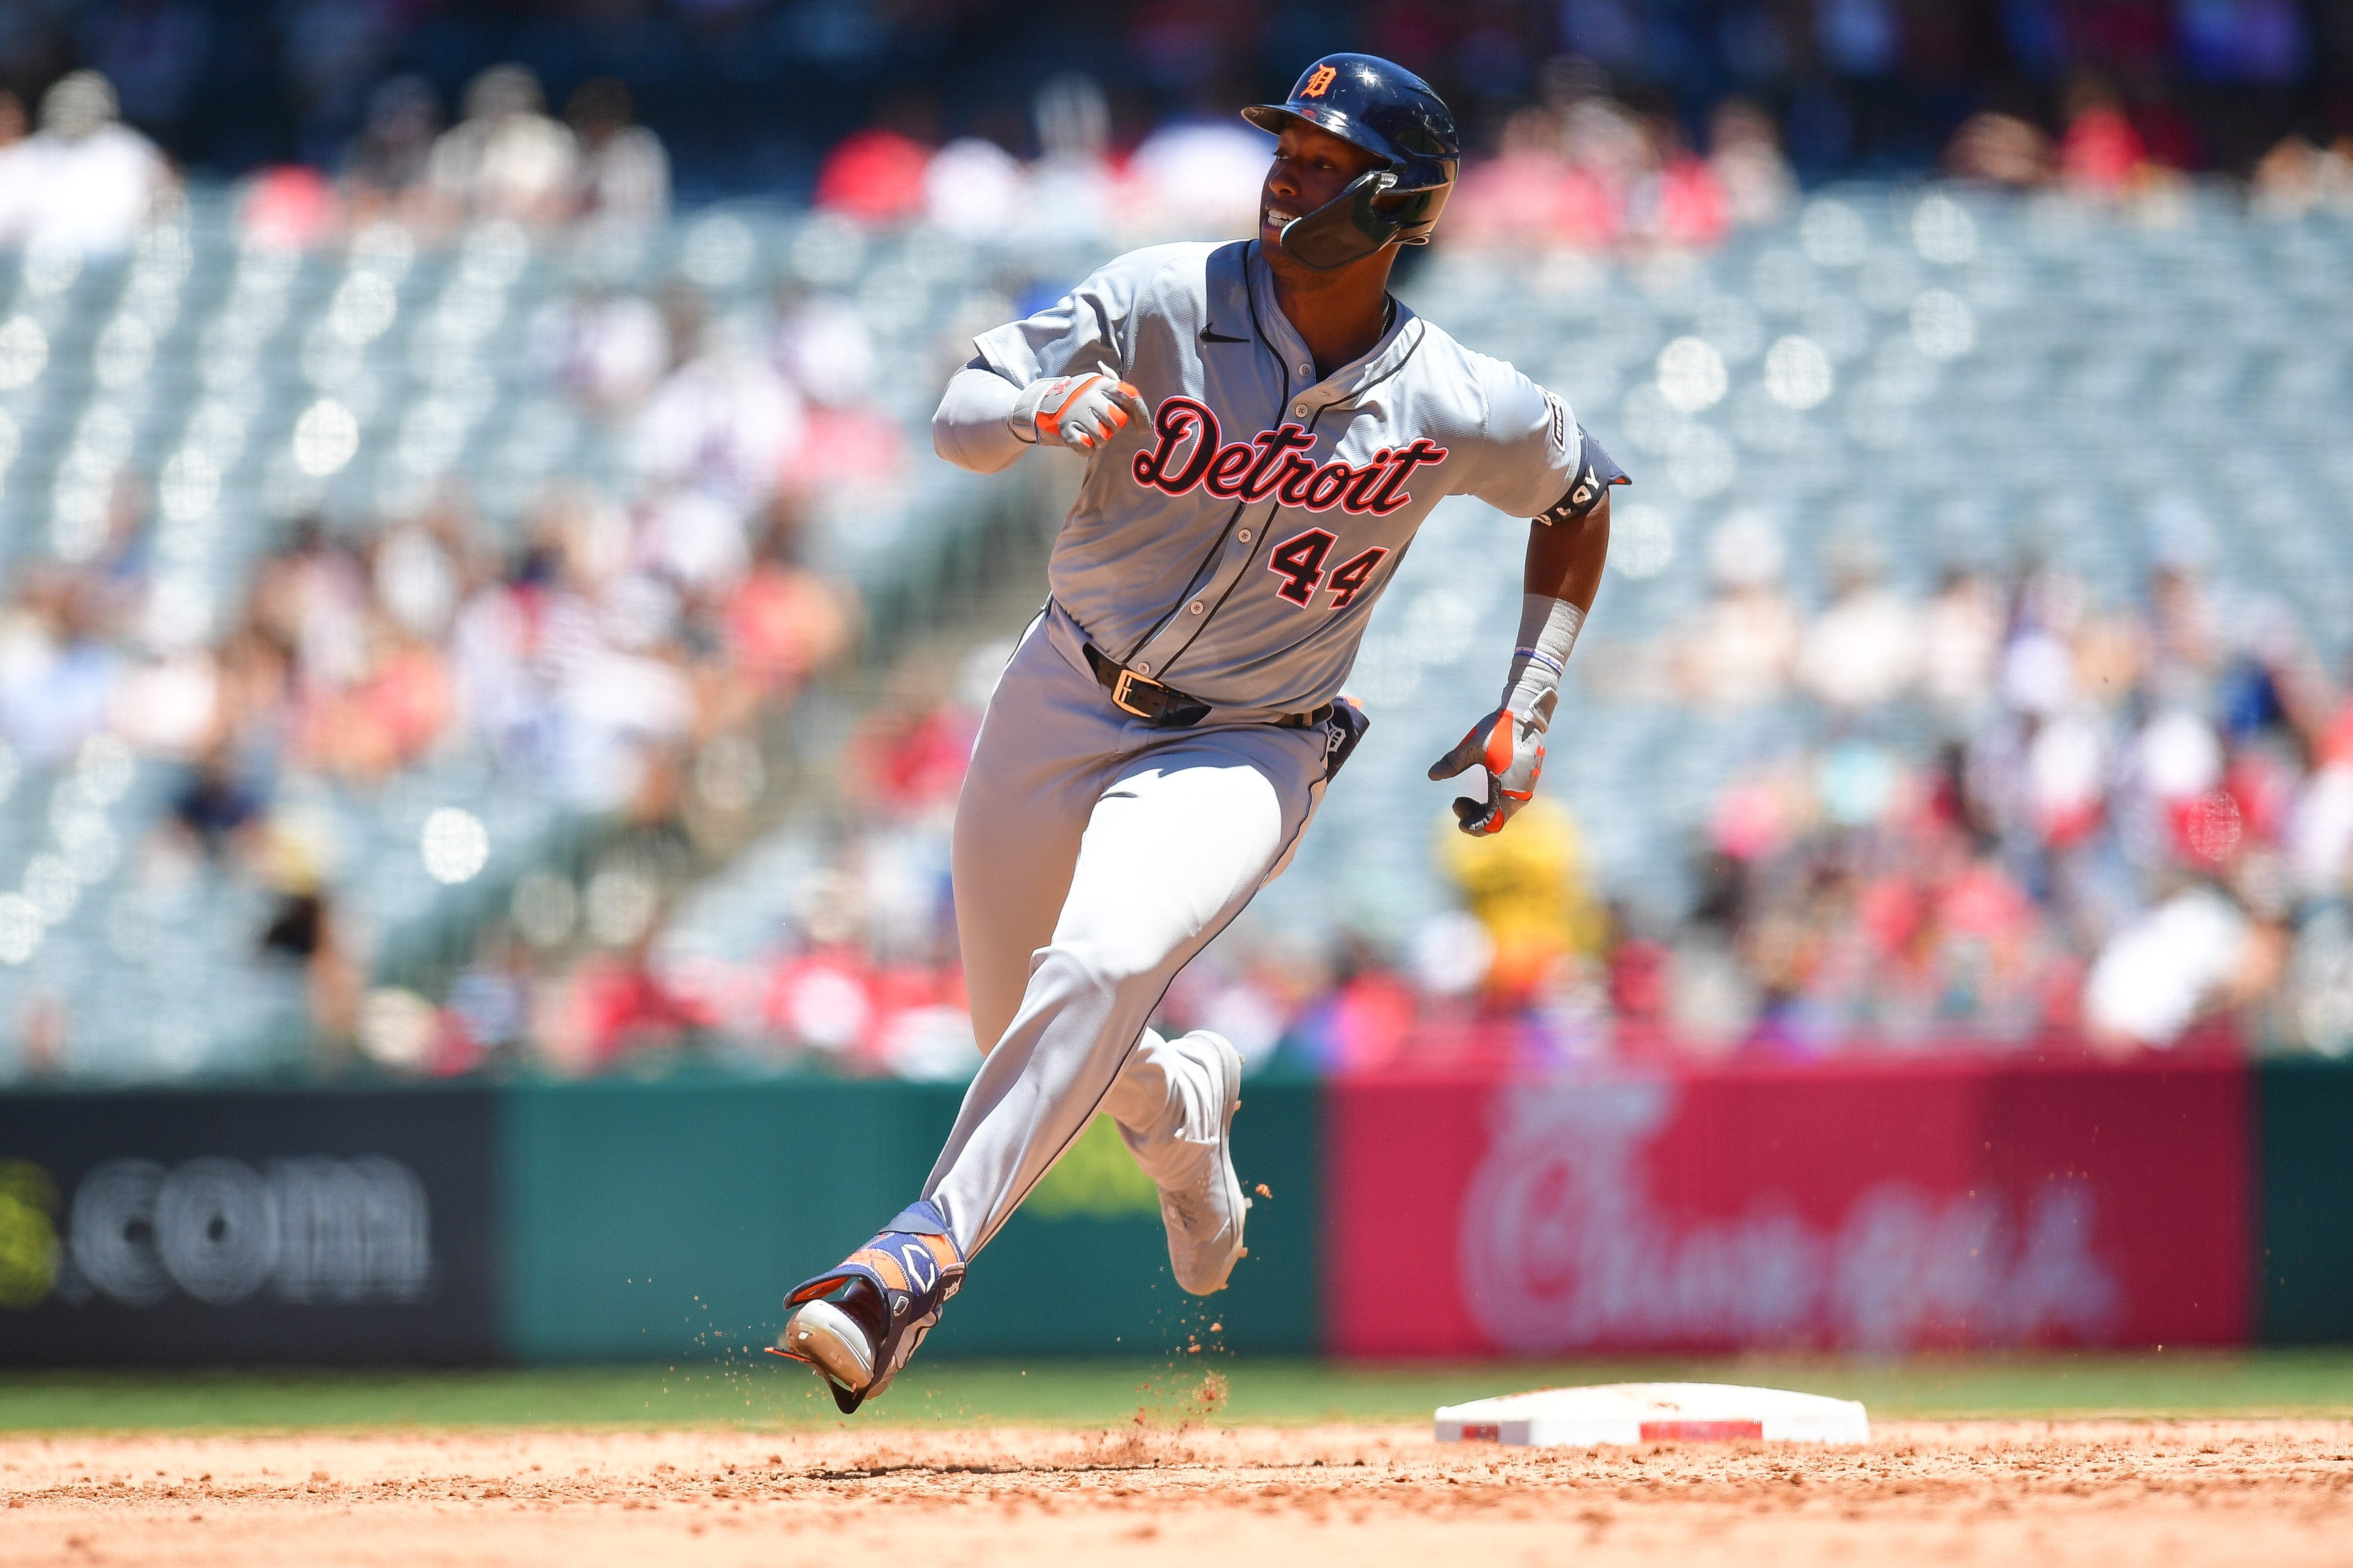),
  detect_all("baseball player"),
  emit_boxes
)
[772,54,1626,1412]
